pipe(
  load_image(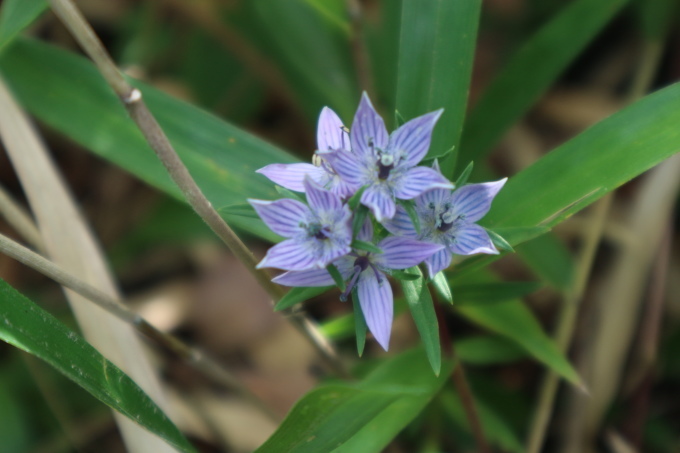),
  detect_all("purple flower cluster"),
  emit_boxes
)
[250,93,505,351]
